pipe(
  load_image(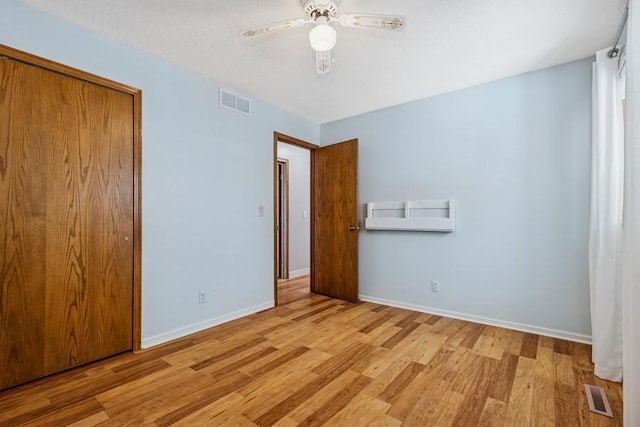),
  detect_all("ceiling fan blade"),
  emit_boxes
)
[336,14,406,30]
[316,50,332,75]
[240,18,309,38]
